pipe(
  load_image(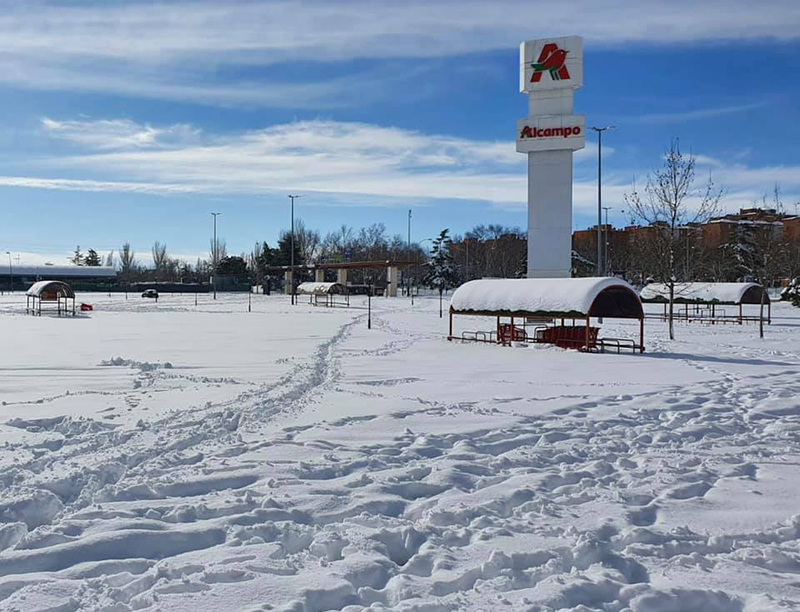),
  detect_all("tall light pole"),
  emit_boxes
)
[407,209,412,299]
[407,210,412,250]
[211,212,221,300]
[6,252,12,294]
[288,195,302,305]
[602,206,612,275]
[589,126,615,276]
